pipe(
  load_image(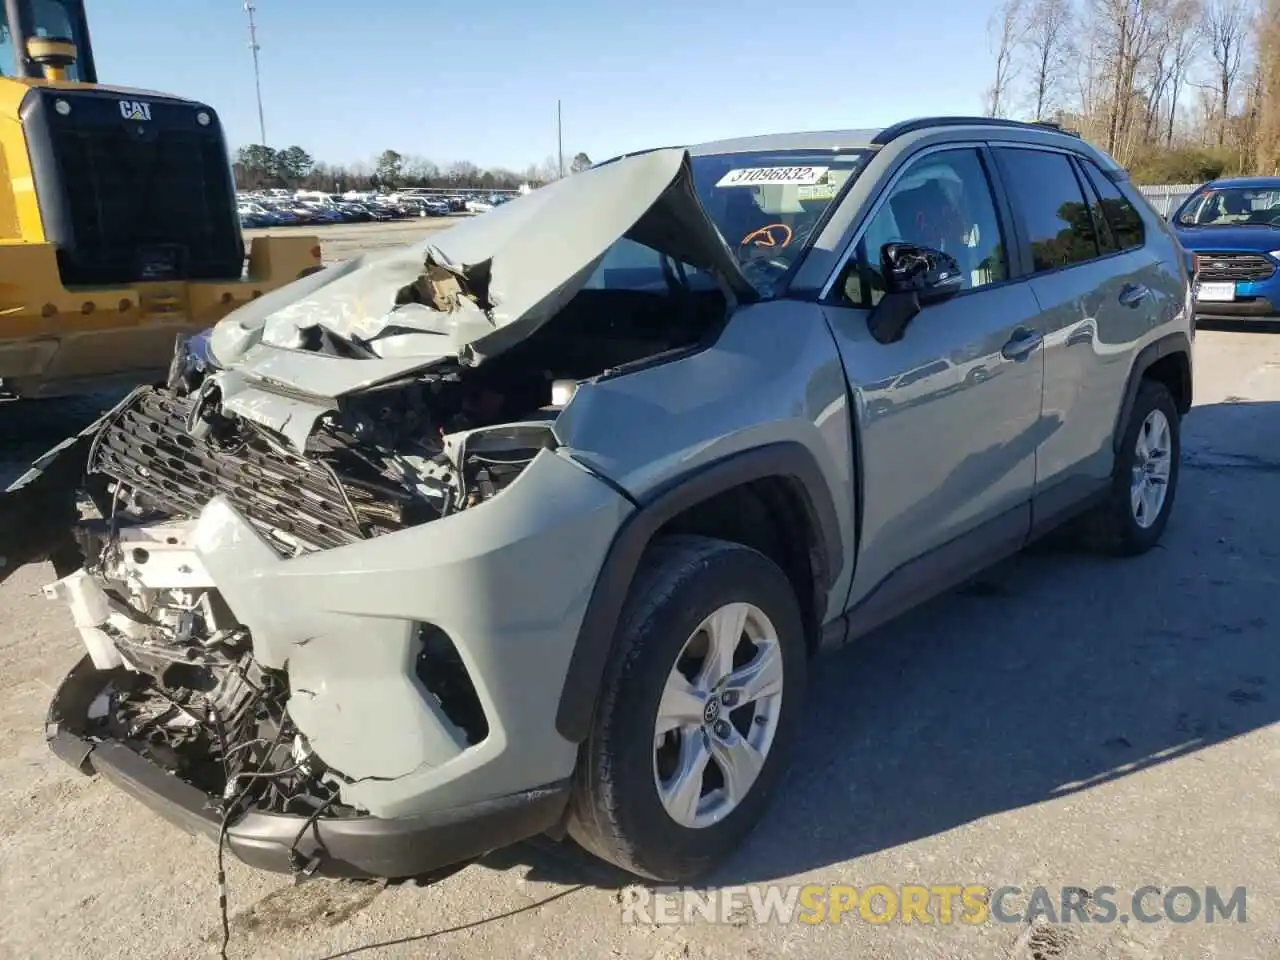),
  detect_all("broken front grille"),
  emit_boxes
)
[1195,252,1277,283]
[89,389,404,554]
